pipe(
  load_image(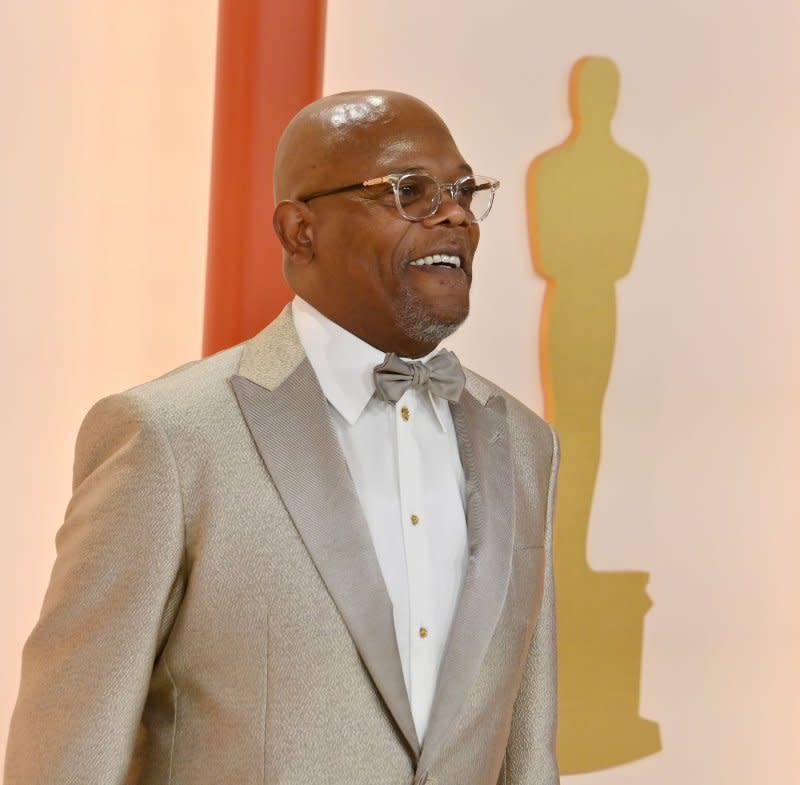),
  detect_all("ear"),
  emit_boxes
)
[273,200,314,264]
